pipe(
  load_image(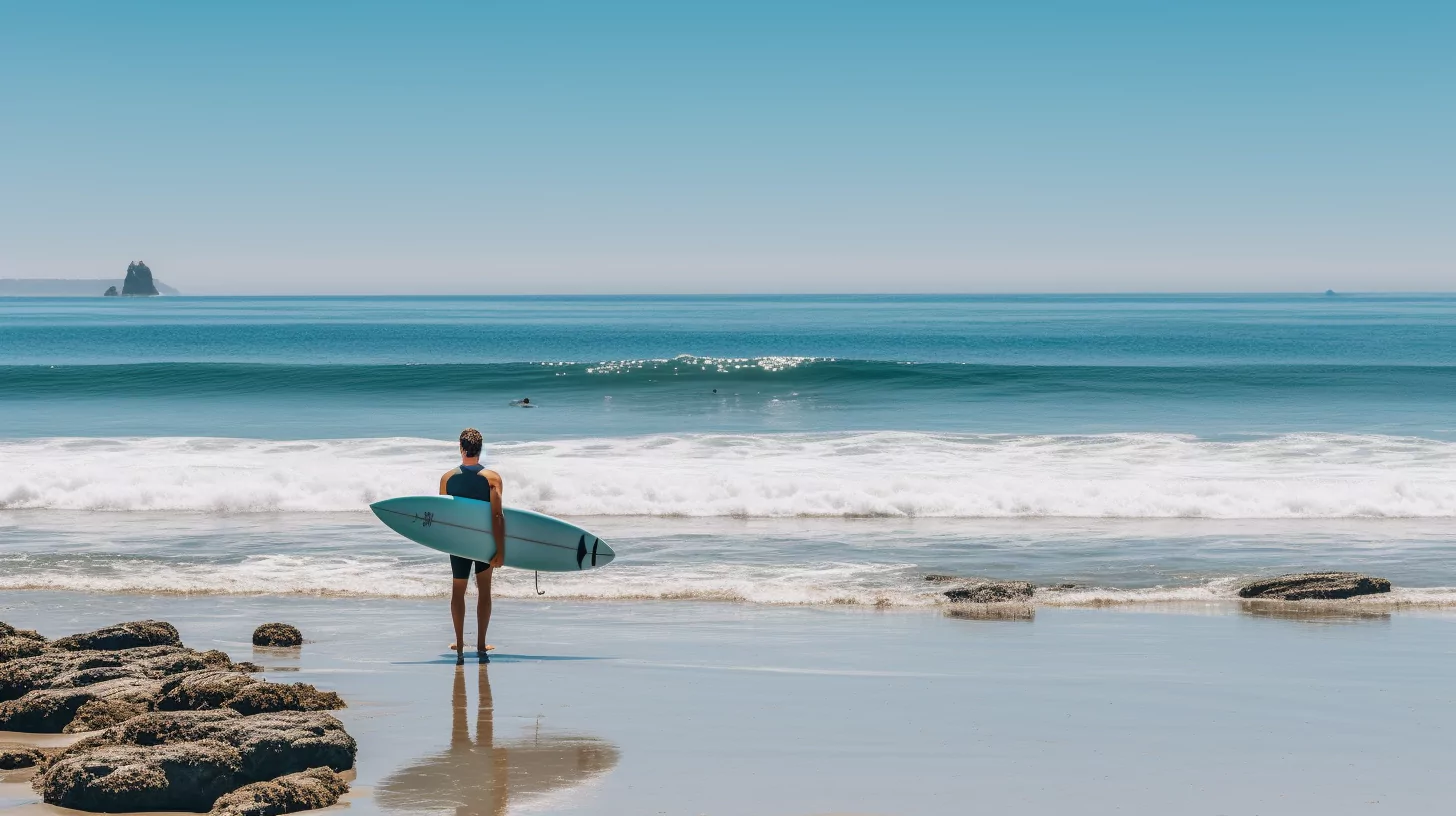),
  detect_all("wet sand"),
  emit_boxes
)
[2,592,1453,815]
